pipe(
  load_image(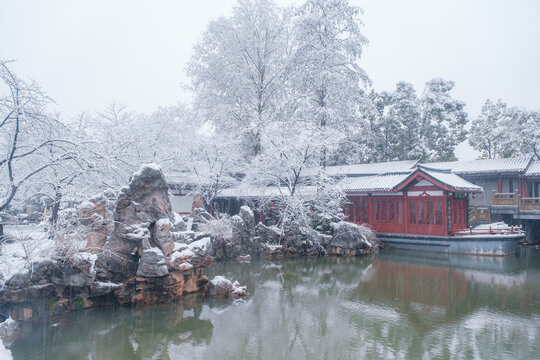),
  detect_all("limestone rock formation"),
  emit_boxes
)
[136,248,169,277]
[0,165,214,320]
[208,276,248,298]
[78,192,115,253]
[98,165,174,279]
[322,221,376,256]
[255,223,282,244]
[154,218,174,256]
[211,206,269,260]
